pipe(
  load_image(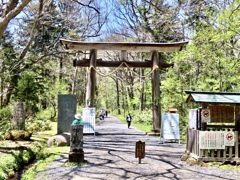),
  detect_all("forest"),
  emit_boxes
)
[0,0,240,139]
